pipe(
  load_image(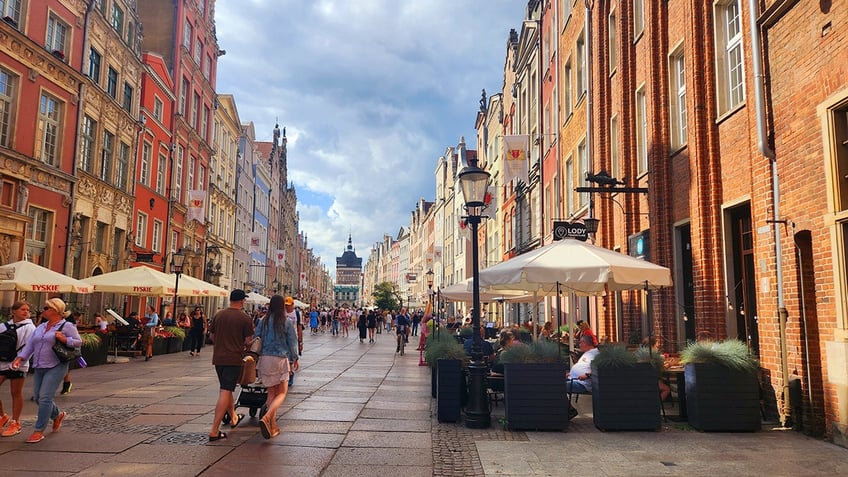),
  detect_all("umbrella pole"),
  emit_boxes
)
[556,282,562,357]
